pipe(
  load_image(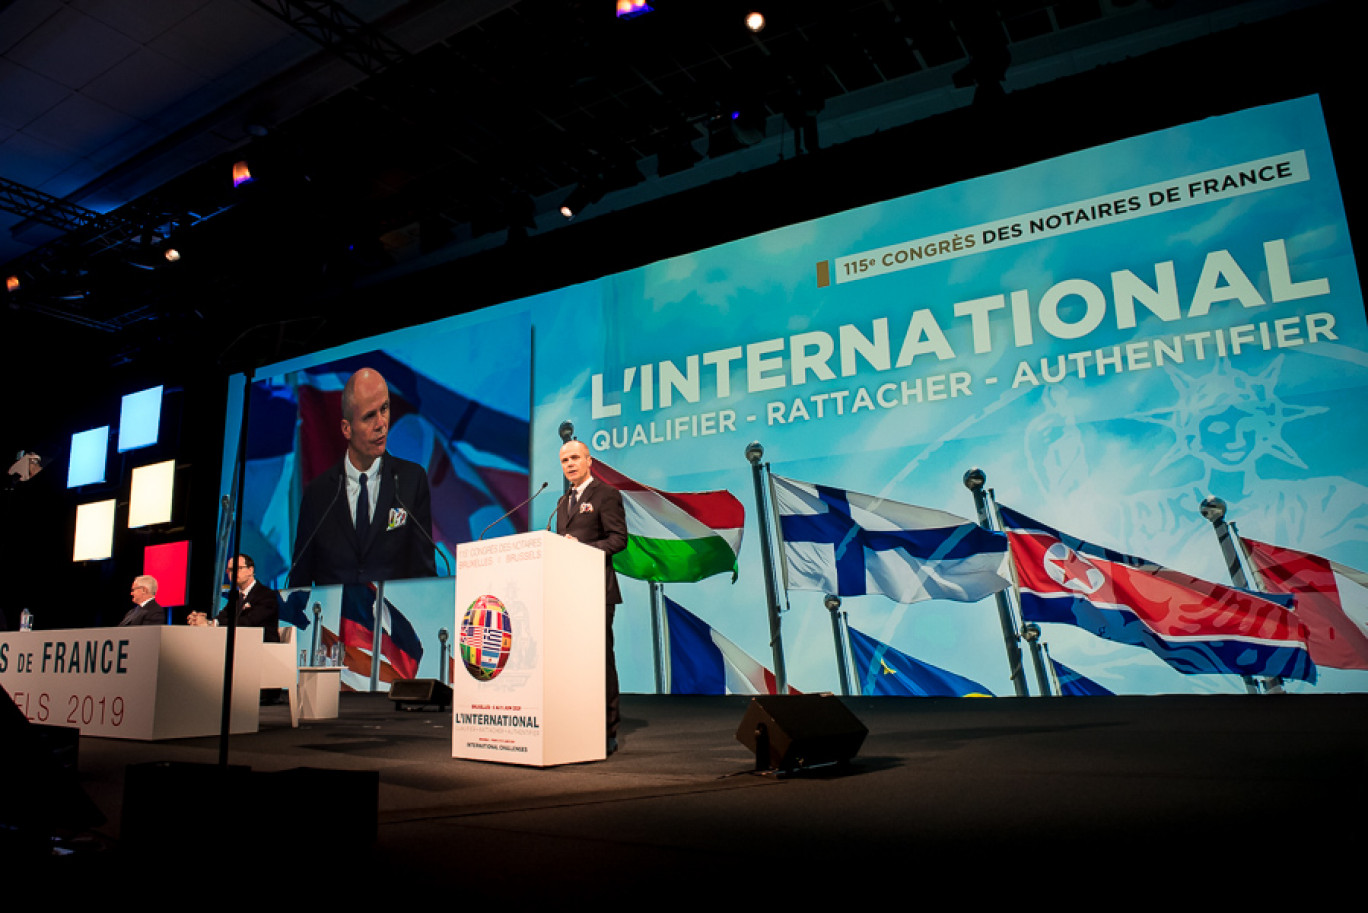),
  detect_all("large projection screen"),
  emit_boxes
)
[226,96,1368,697]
